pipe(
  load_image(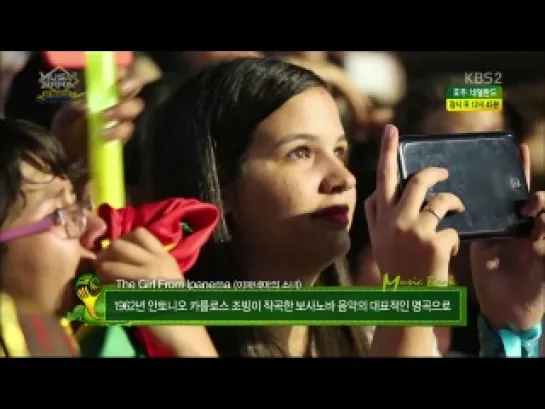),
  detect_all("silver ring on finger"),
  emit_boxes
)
[423,207,442,222]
